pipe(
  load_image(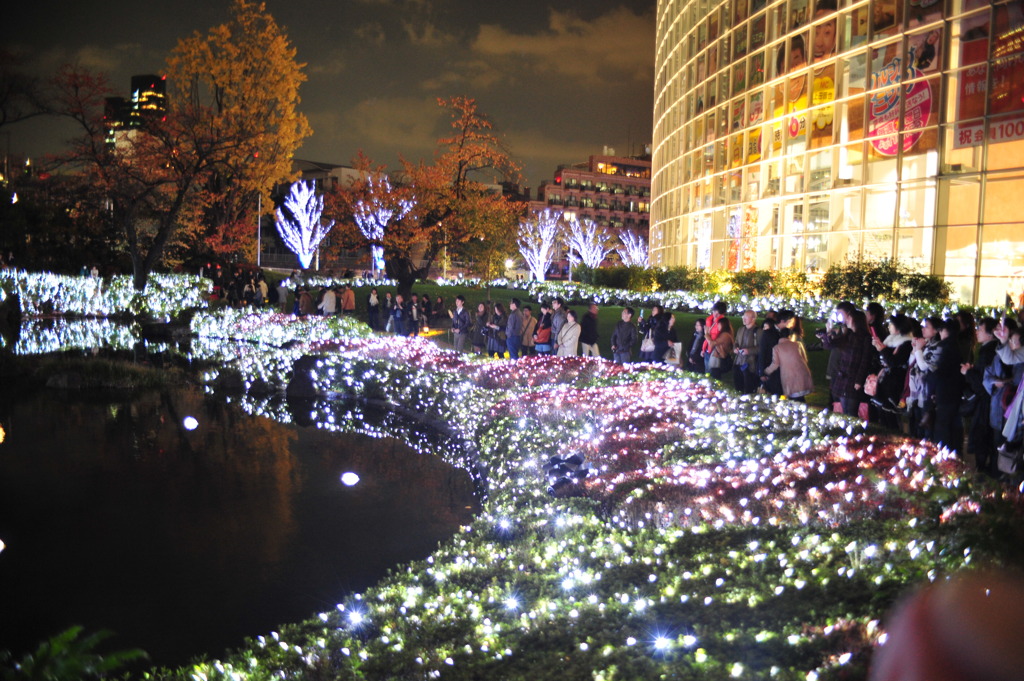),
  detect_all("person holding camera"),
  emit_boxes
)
[820,309,874,417]
[820,302,855,406]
